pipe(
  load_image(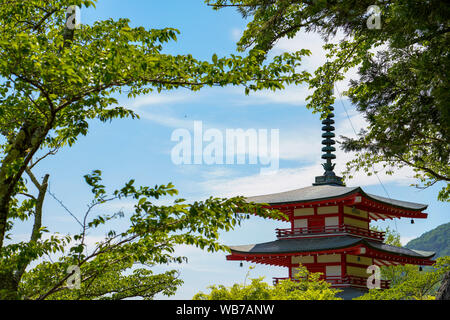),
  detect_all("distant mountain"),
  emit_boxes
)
[405,222,450,258]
